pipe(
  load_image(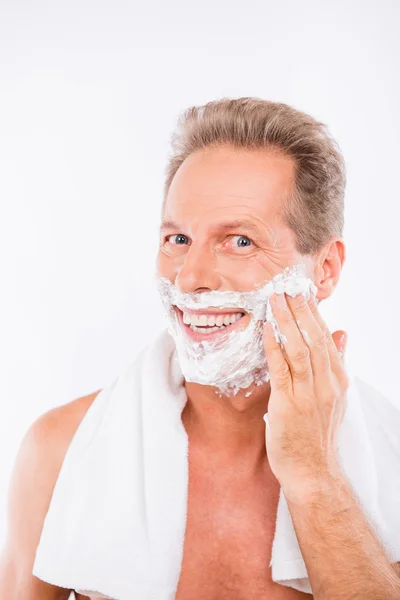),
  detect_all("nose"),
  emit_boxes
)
[175,242,222,294]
